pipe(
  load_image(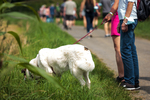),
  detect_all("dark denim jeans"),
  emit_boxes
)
[120,19,139,85]
[85,12,94,33]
